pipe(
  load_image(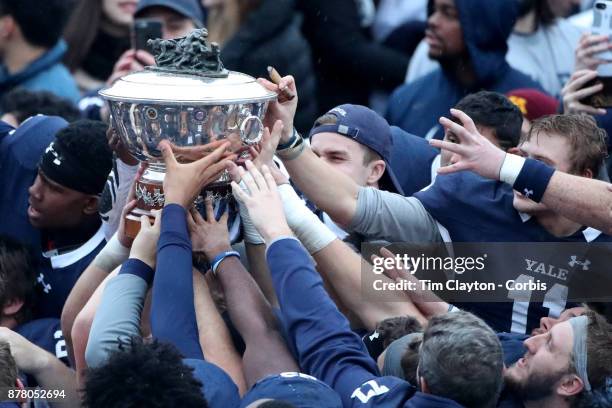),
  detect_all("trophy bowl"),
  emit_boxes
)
[99,29,277,237]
